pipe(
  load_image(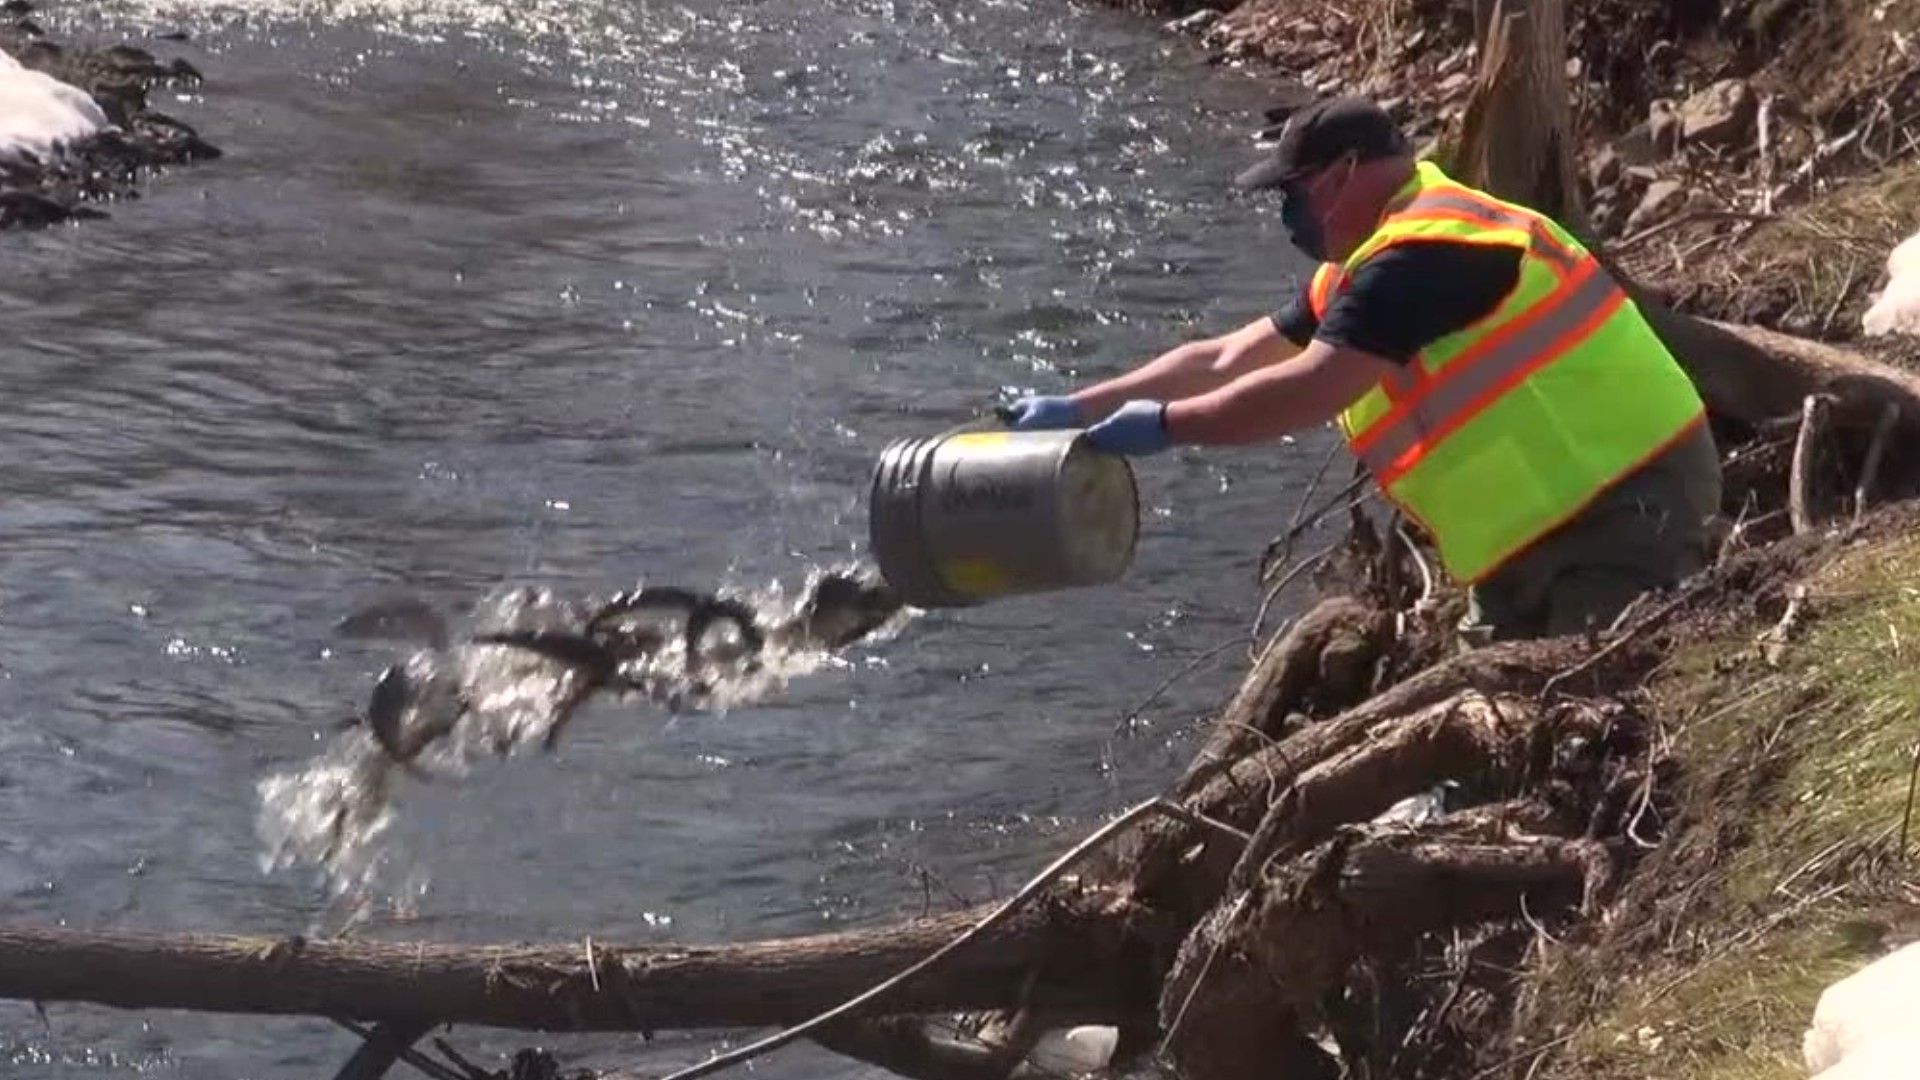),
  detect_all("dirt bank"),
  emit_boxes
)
[1073,2,1920,1078]
[0,0,219,228]
[1157,0,1920,353]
